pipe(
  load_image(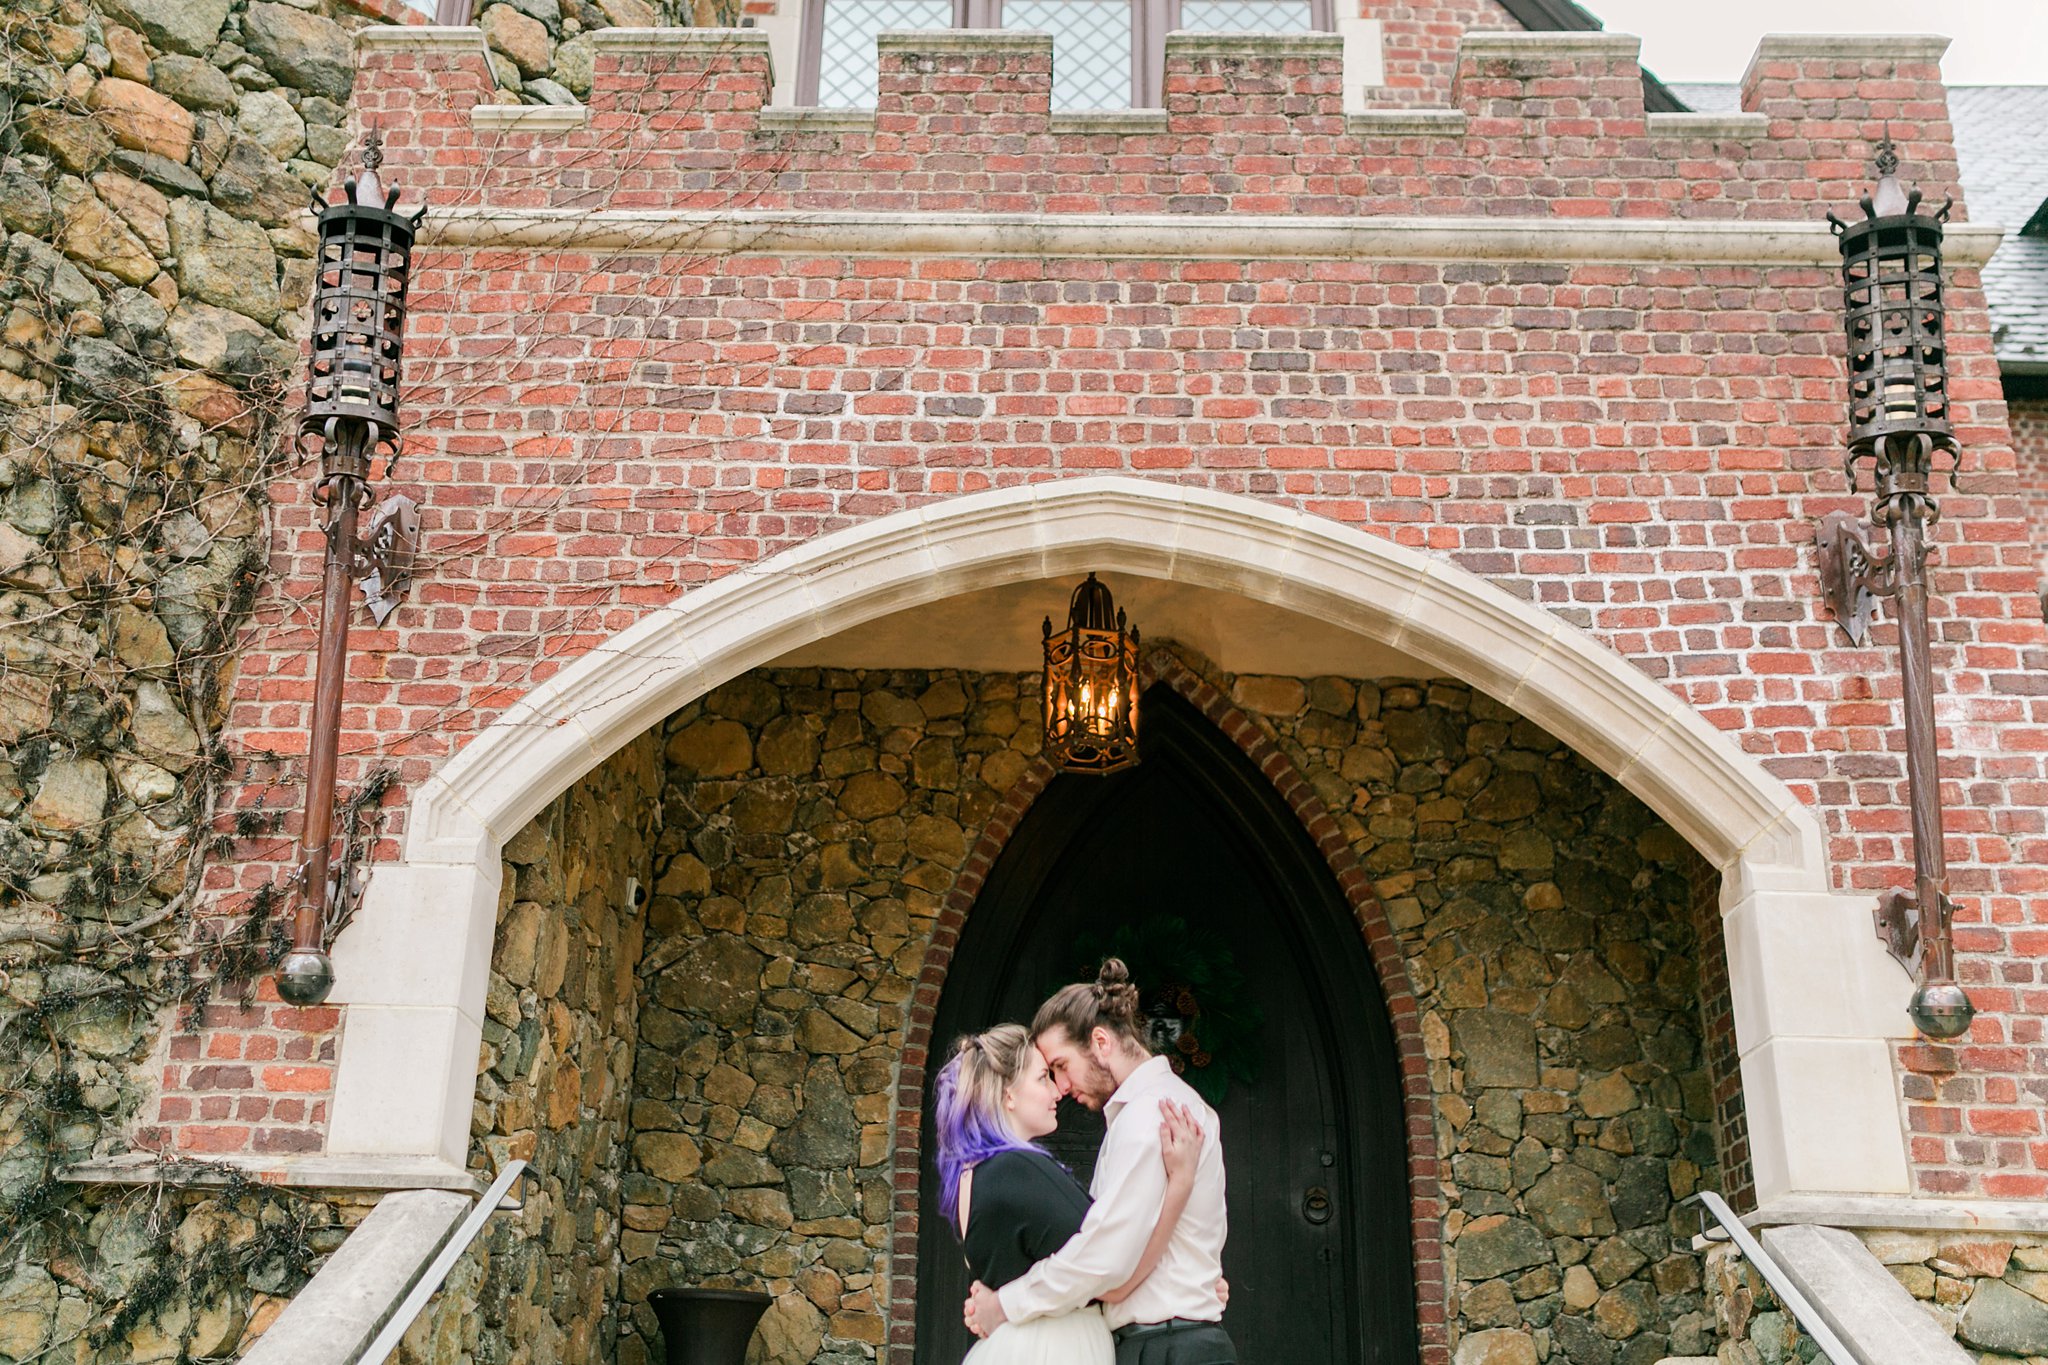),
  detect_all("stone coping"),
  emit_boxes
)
[1458,30,1642,60]
[1163,31,1344,56]
[418,206,2004,268]
[874,28,1050,52]
[60,1153,487,1194]
[471,104,590,133]
[1646,112,1771,139]
[759,107,877,134]
[354,23,490,51]
[591,25,764,53]
[1050,110,1169,134]
[1752,32,1952,60]
[1747,1193,2048,1236]
[1345,109,1468,137]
